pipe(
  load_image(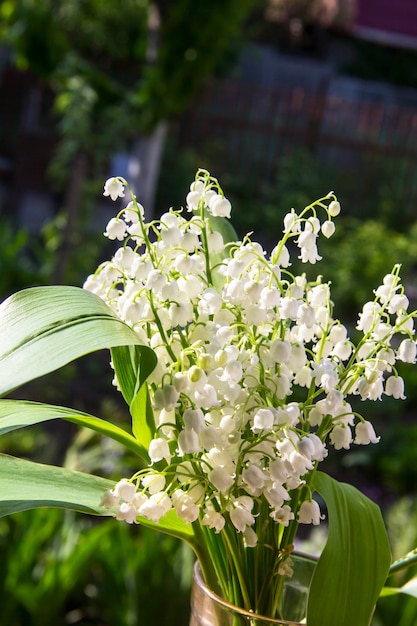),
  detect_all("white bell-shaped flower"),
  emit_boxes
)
[354,421,380,445]
[114,479,136,503]
[330,424,352,450]
[270,504,295,526]
[384,375,406,399]
[104,217,127,240]
[103,177,125,201]
[252,408,274,432]
[298,499,324,525]
[230,497,255,532]
[202,507,225,533]
[209,467,234,493]
[149,438,171,463]
[397,338,417,363]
